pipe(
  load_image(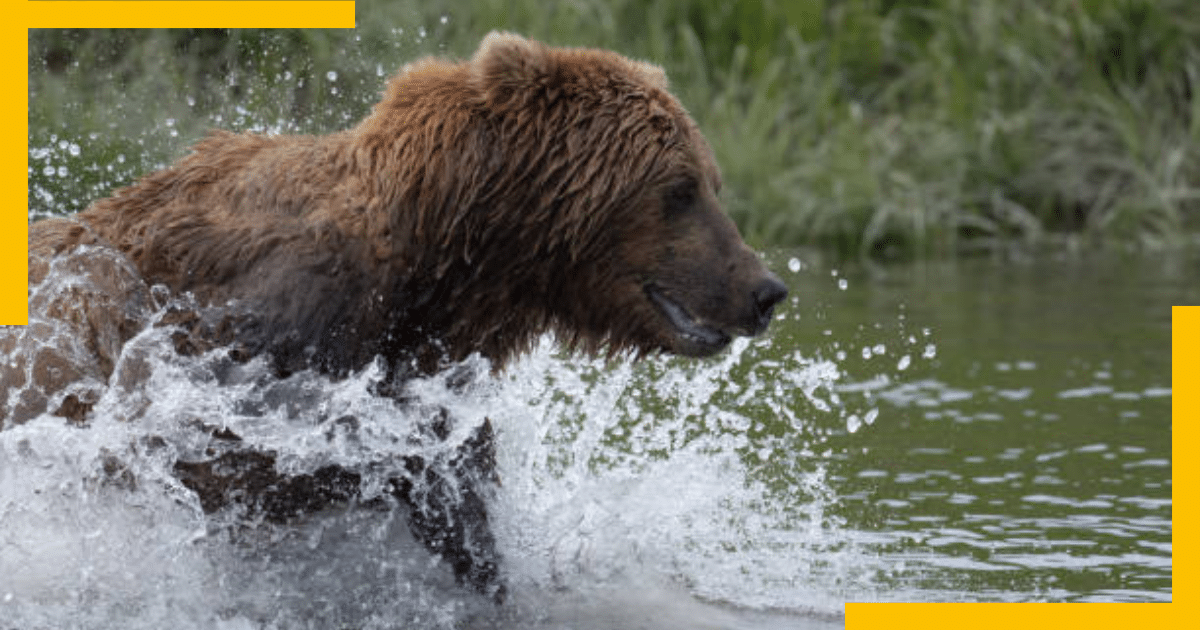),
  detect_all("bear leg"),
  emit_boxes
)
[392,417,505,603]
[172,417,506,602]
